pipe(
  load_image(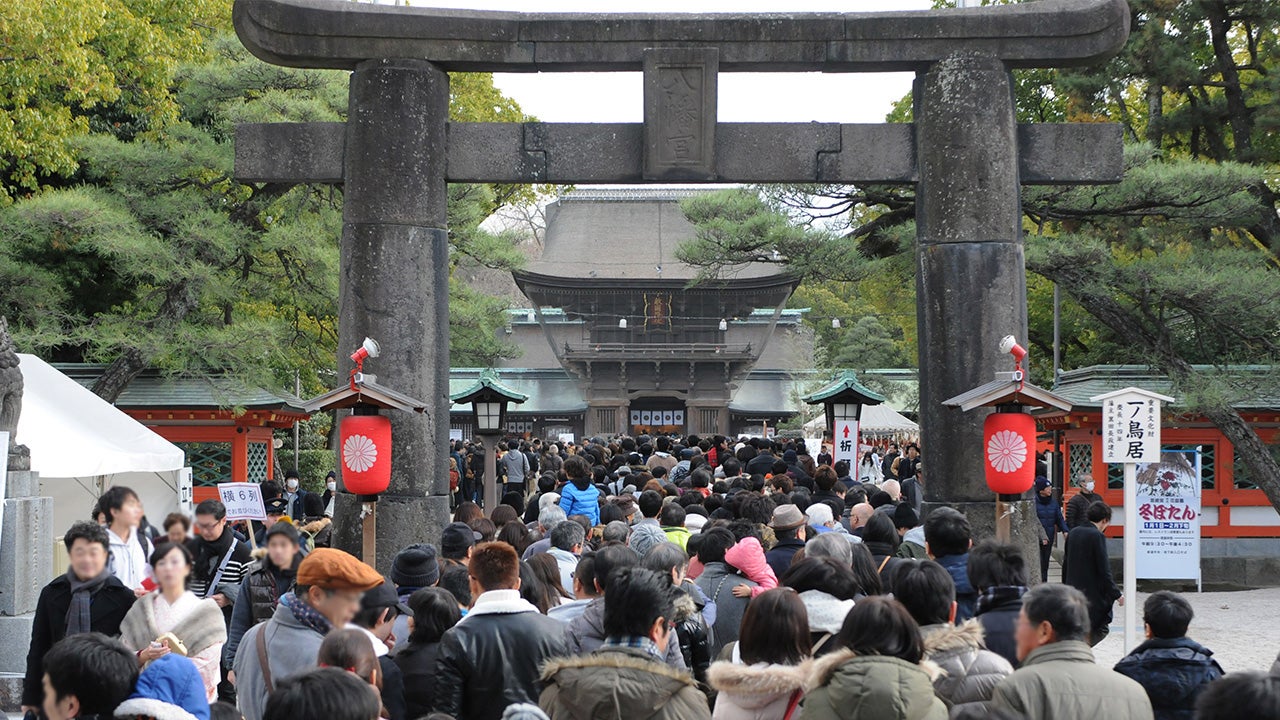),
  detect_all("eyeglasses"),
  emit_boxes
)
[194,519,223,532]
